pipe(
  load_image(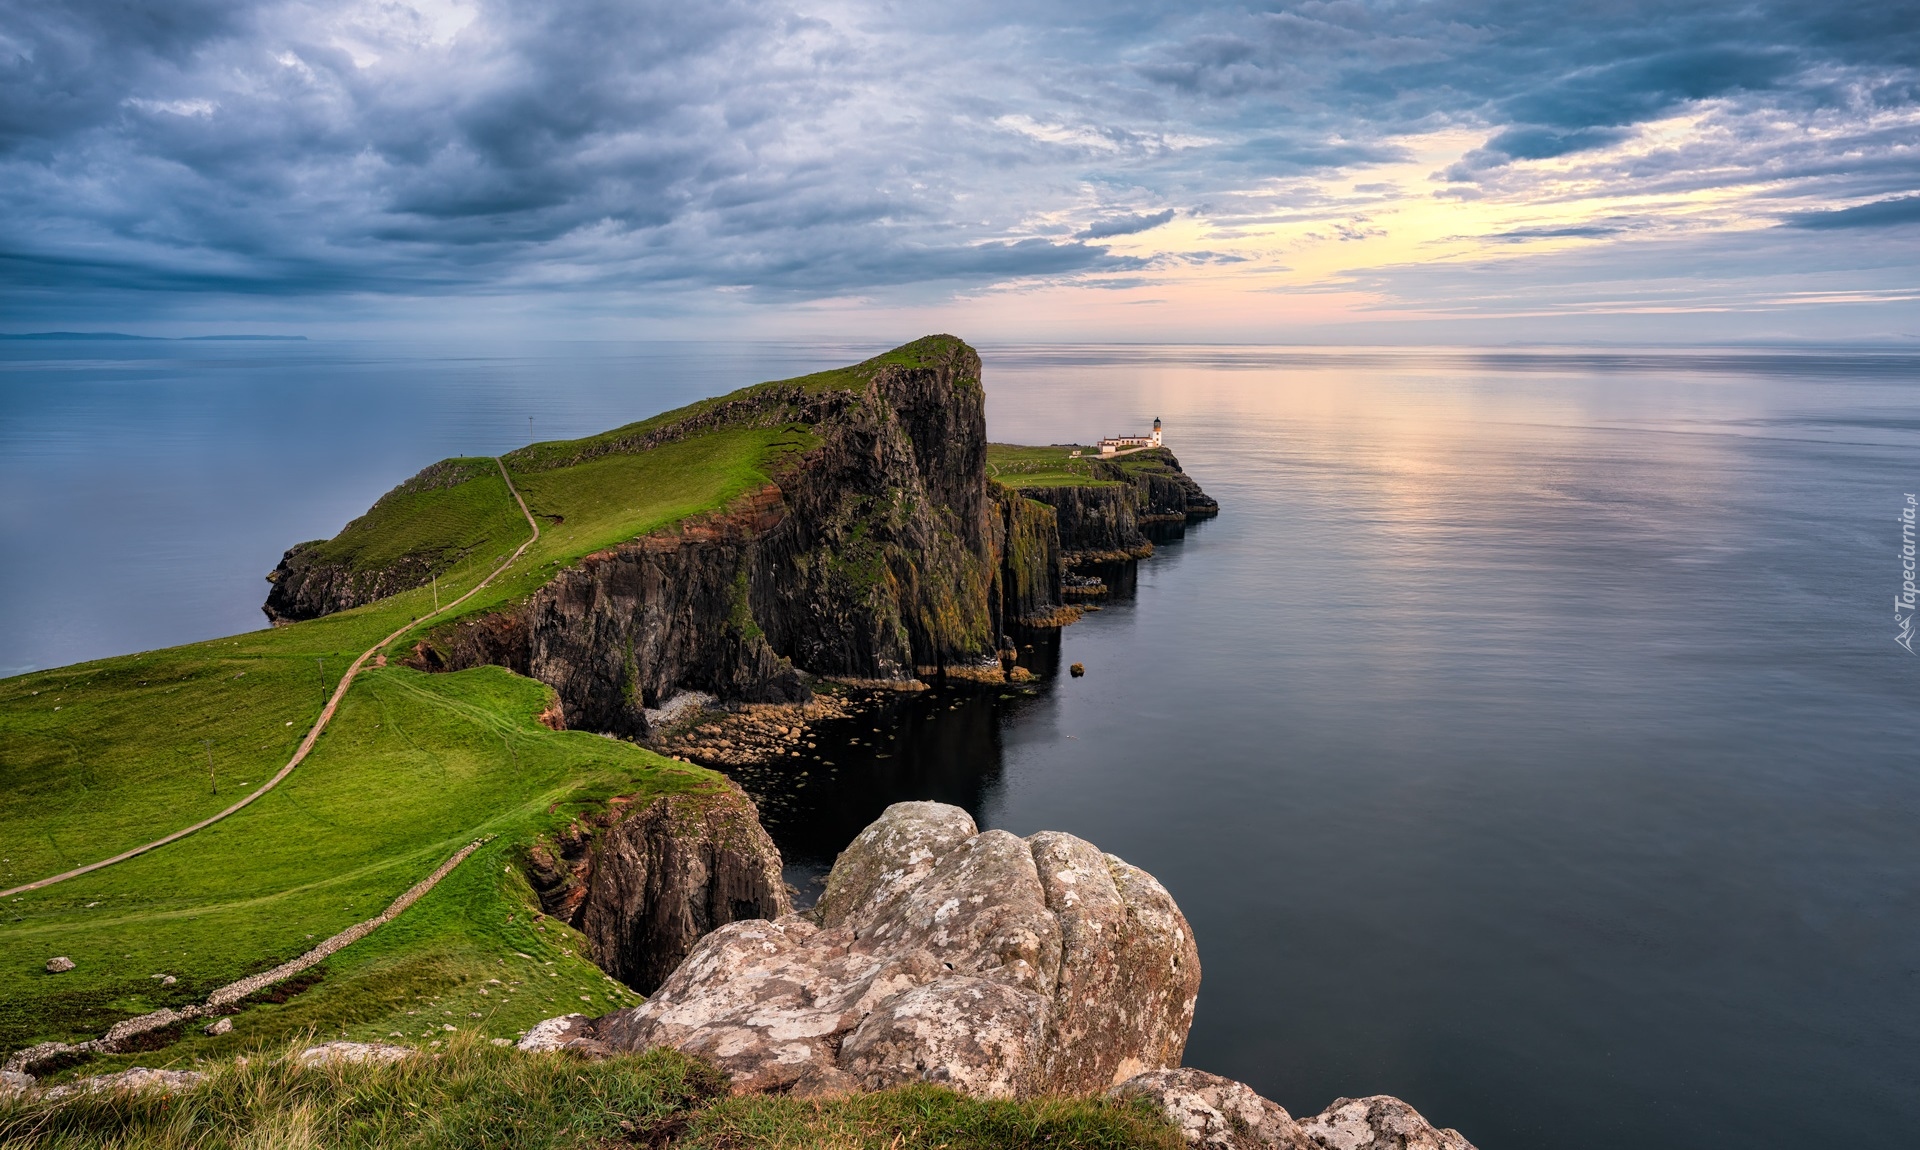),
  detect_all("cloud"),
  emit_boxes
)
[1078,209,1176,239]
[1785,195,1920,229]
[0,0,1914,331]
